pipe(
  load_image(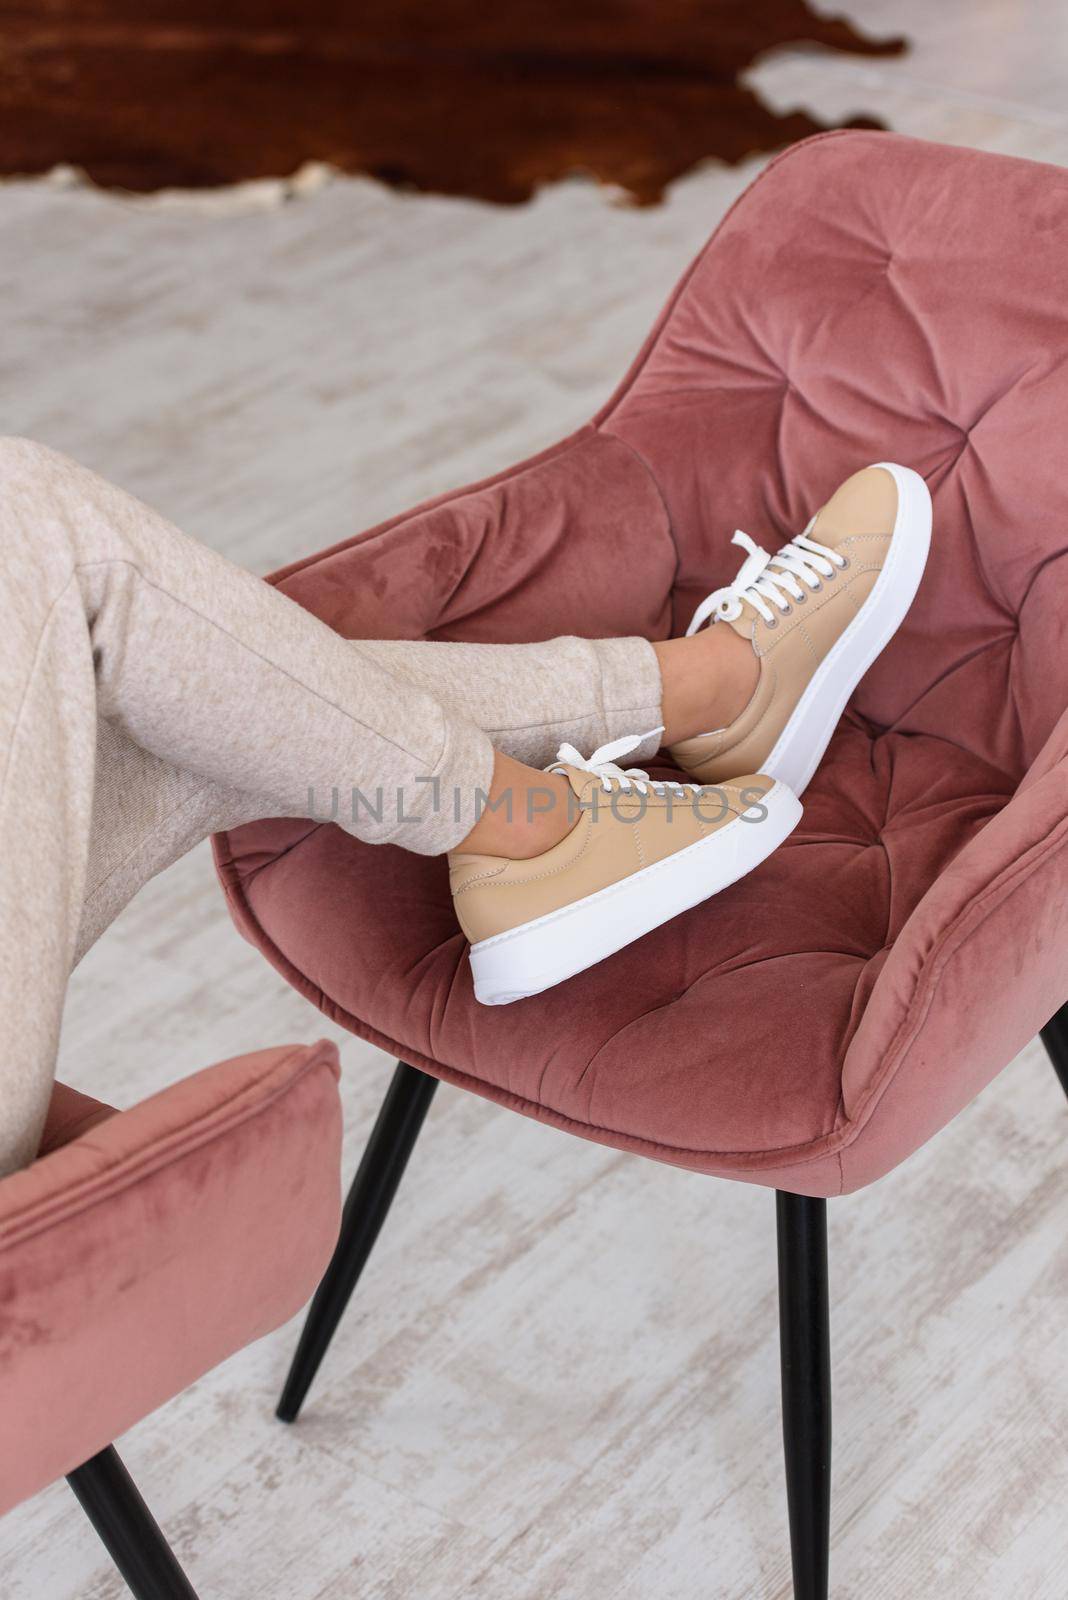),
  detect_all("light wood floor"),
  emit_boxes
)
[3,1,1068,1594]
